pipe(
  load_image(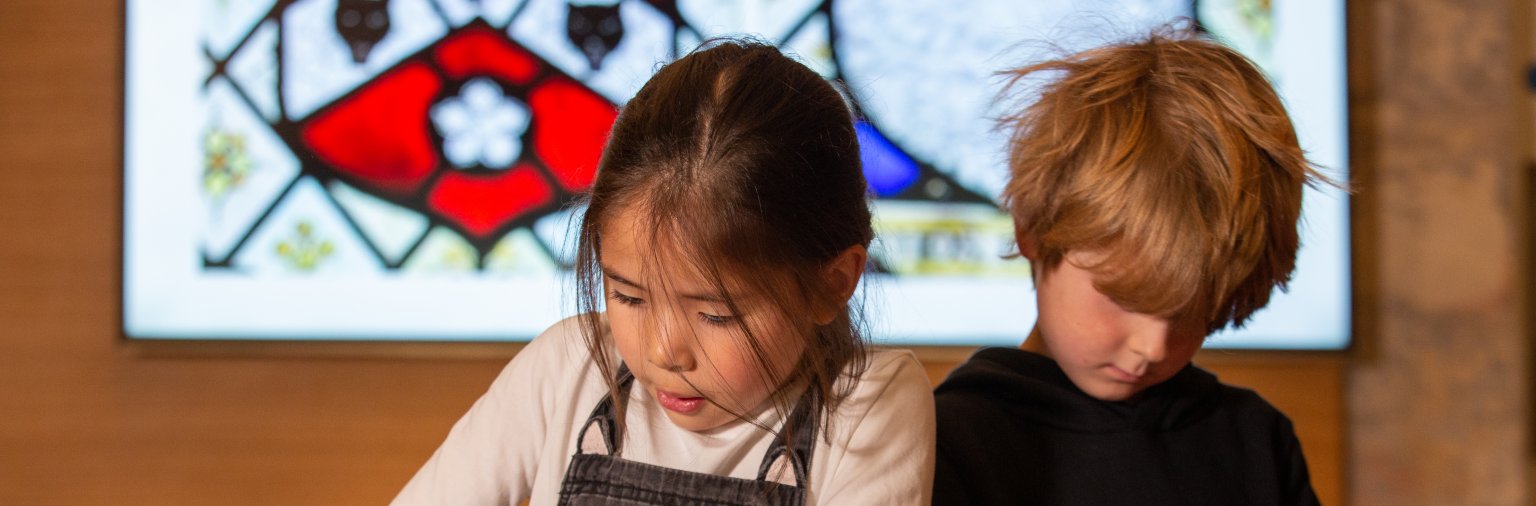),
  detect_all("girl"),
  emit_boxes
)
[394,41,935,505]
